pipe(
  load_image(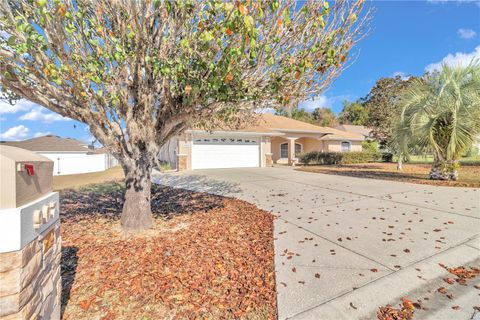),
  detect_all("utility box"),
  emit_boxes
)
[0,145,61,320]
